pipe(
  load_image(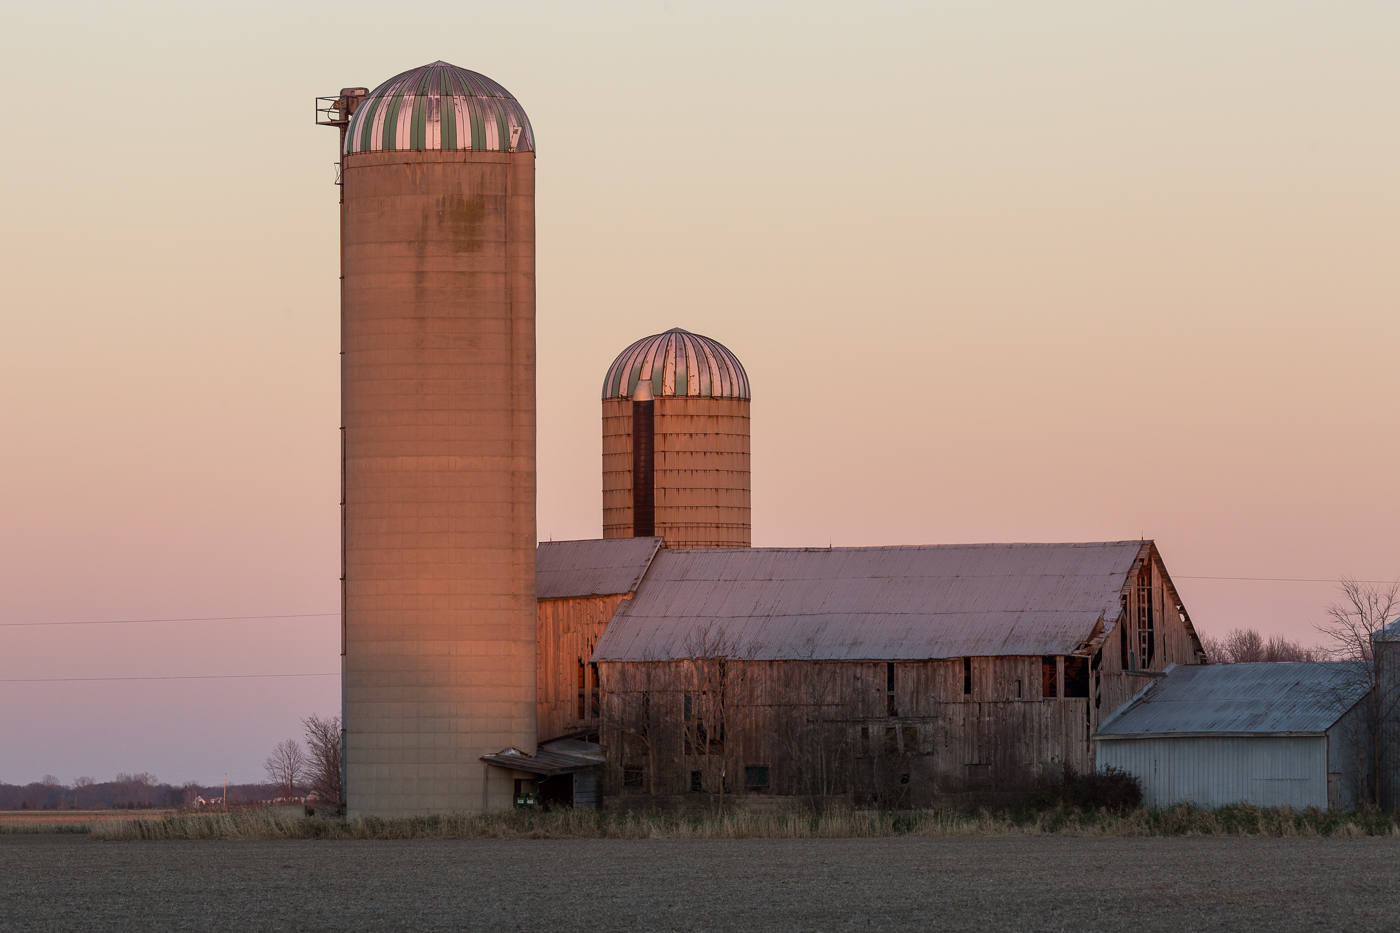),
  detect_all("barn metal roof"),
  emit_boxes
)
[602,329,750,400]
[591,542,1148,662]
[345,61,534,156]
[1095,662,1369,738]
[537,537,663,600]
